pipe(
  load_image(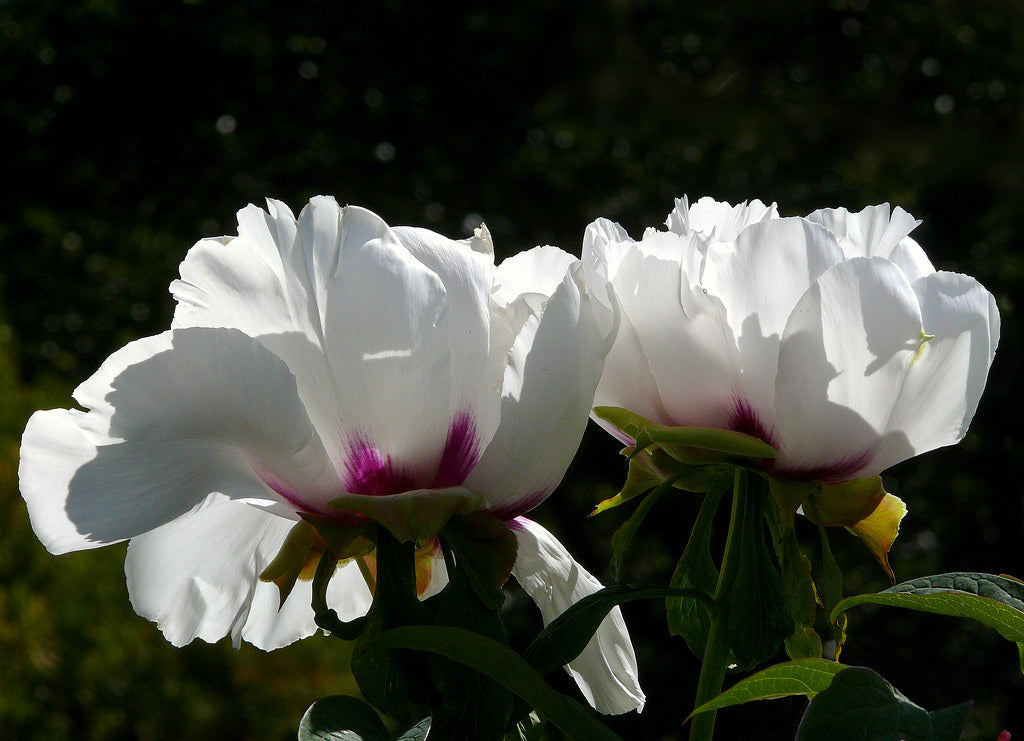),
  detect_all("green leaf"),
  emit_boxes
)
[726,475,792,670]
[764,496,822,661]
[524,584,700,676]
[667,482,725,659]
[395,718,431,741]
[371,626,623,741]
[609,475,677,577]
[832,572,1024,673]
[427,544,513,739]
[297,695,390,741]
[687,658,848,720]
[350,530,431,721]
[796,667,972,741]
